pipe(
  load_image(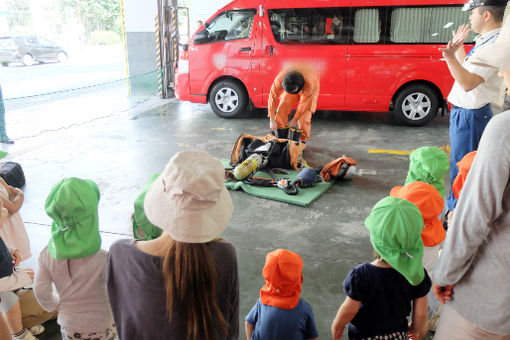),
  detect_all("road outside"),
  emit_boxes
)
[0,43,165,142]
[0,44,127,99]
